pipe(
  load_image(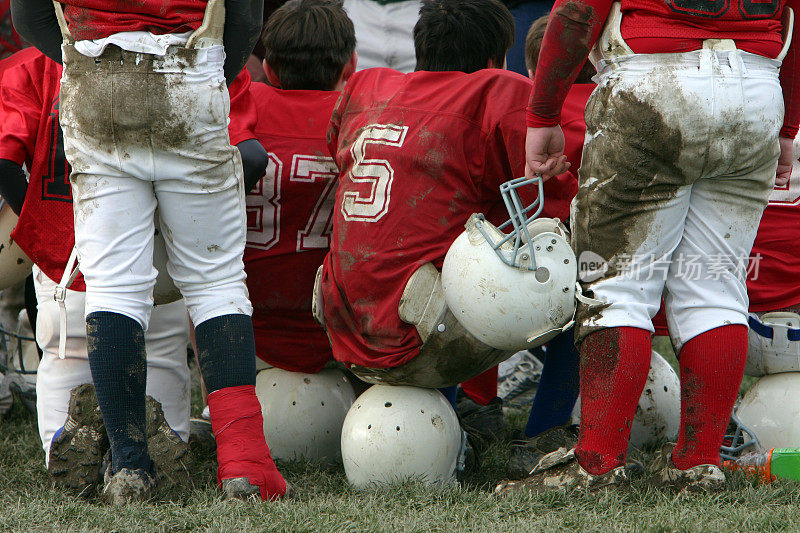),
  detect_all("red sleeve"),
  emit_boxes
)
[780,0,800,138]
[228,68,257,146]
[527,0,613,128]
[0,65,40,164]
